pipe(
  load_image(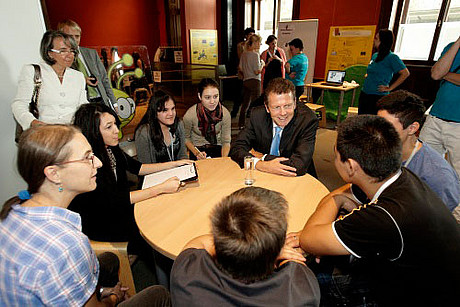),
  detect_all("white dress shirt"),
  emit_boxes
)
[12,62,88,129]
